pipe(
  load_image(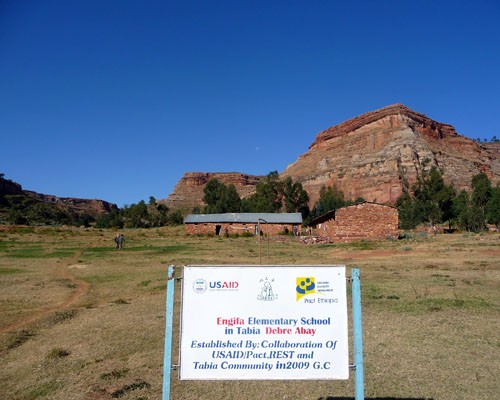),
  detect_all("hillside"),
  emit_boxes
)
[0,175,118,224]
[163,104,500,210]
